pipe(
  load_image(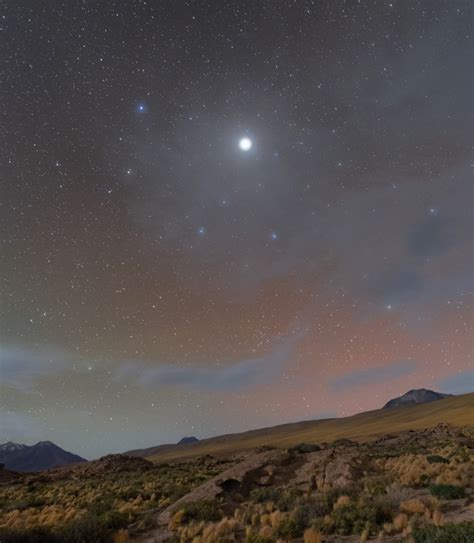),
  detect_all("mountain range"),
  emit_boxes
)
[0,440,86,472]
[2,389,466,471]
